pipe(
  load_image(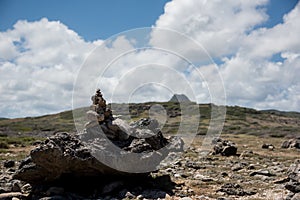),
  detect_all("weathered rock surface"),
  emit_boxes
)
[3,160,15,168]
[249,169,276,177]
[281,138,300,149]
[14,89,184,184]
[285,160,300,199]
[262,143,275,150]
[13,132,116,183]
[212,138,237,156]
[217,183,256,196]
[14,126,183,184]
